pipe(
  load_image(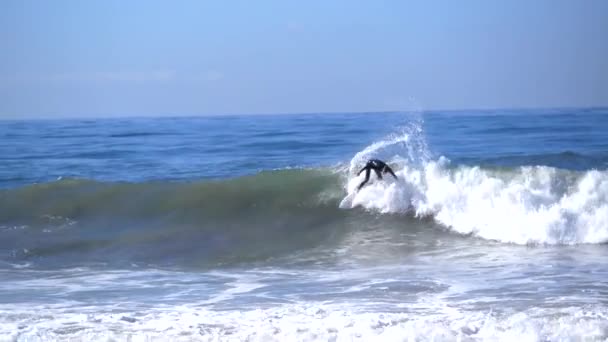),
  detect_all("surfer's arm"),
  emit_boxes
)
[357,168,371,191]
[357,166,367,176]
